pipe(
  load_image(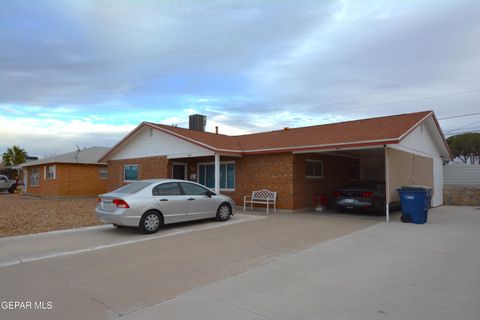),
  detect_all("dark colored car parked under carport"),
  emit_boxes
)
[333,180,386,213]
